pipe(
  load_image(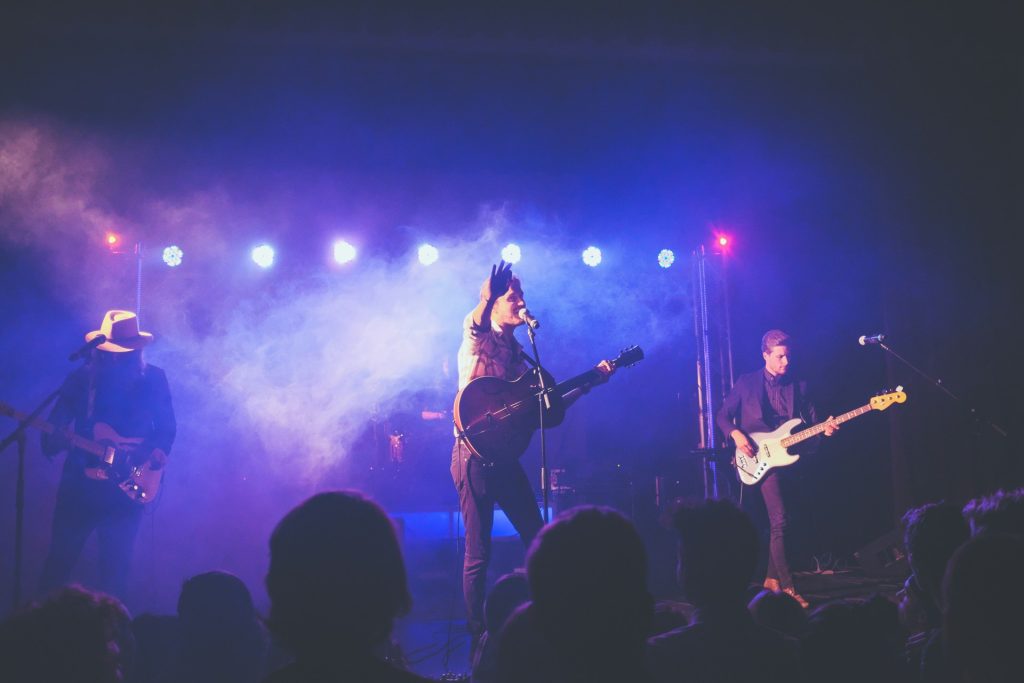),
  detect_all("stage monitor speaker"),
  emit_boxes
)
[854,528,909,577]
